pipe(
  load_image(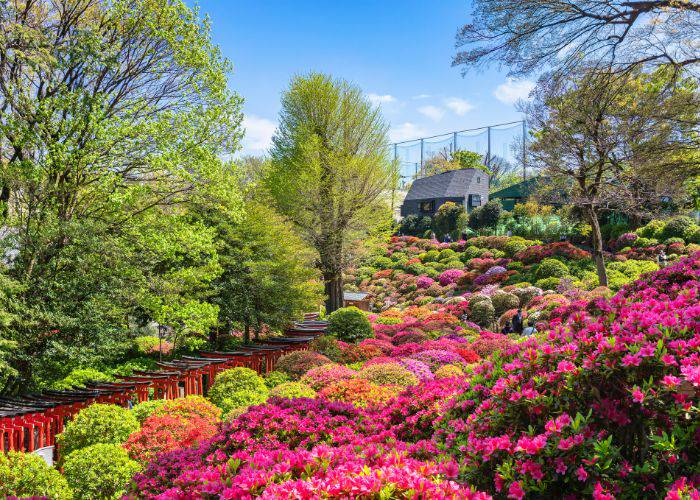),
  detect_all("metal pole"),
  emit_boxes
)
[419,139,424,176]
[415,162,418,179]
[486,126,491,168]
[523,120,528,181]
[453,131,457,154]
